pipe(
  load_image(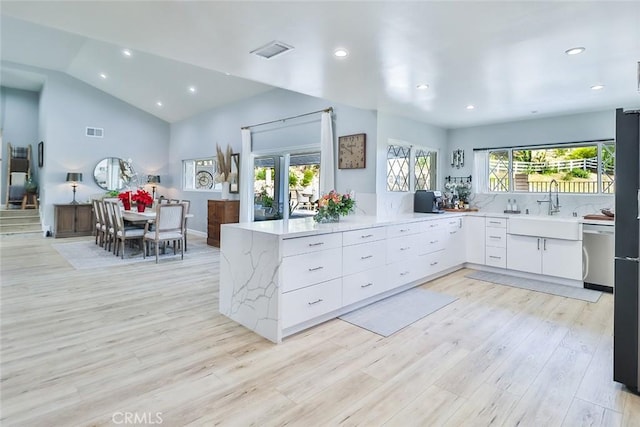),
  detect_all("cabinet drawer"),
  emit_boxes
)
[444,217,462,230]
[387,259,422,289]
[422,219,446,232]
[417,250,445,277]
[343,240,387,276]
[485,217,507,228]
[282,233,342,257]
[281,248,342,292]
[342,227,386,246]
[282,278,342,329]
[343,267,388,306]
[485,246,507,268]
[485,227,507,248]
[386,222,421,239]
[386,234,419,264]
[418,229,446,255]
